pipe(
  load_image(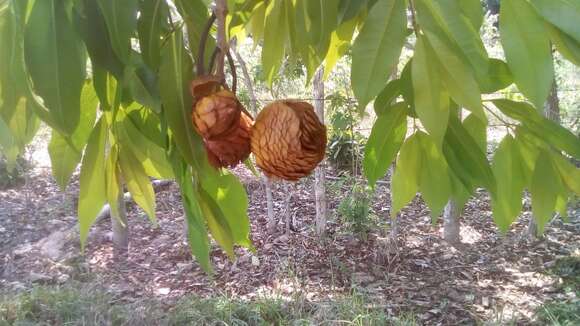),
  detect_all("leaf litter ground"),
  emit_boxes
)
[1,165,578,324]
